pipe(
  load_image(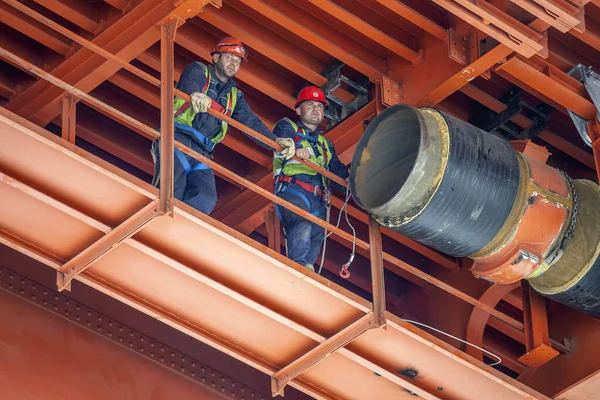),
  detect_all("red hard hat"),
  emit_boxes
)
[295,86,327,109]
[211,36,248,62]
